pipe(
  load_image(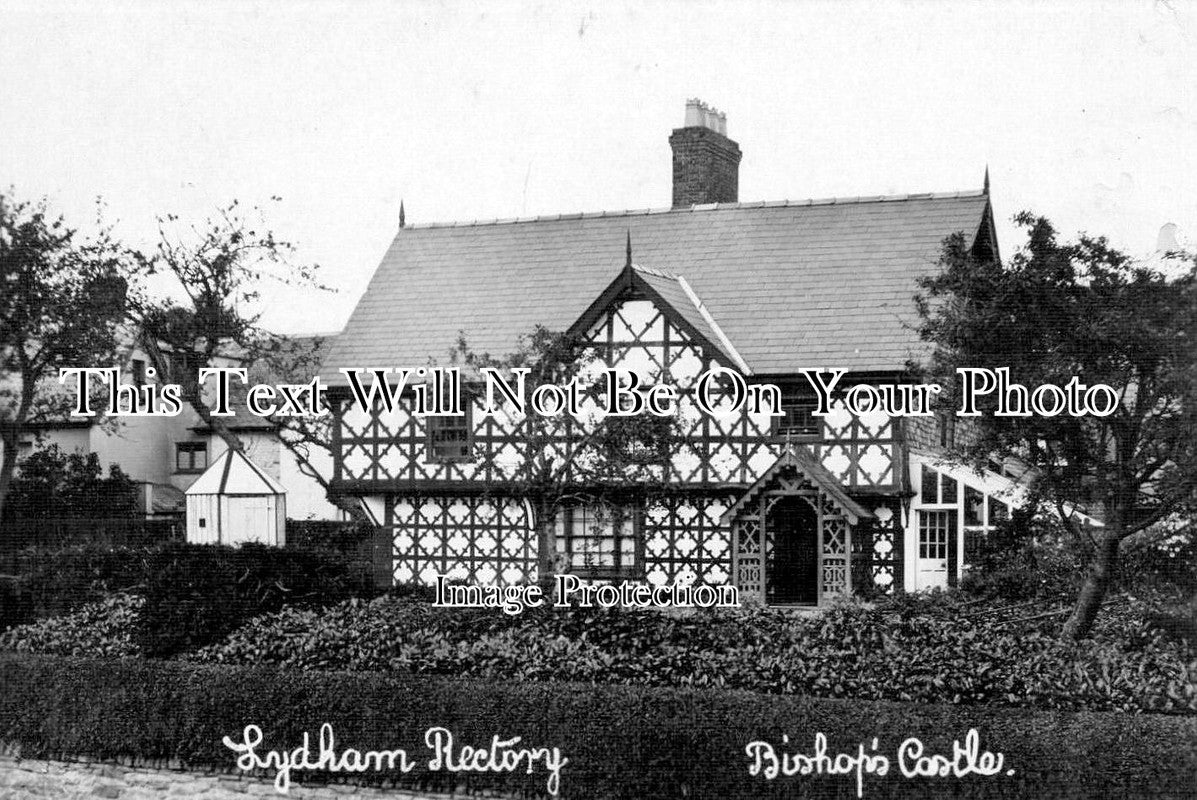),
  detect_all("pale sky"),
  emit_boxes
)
[2,0,1194,335]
